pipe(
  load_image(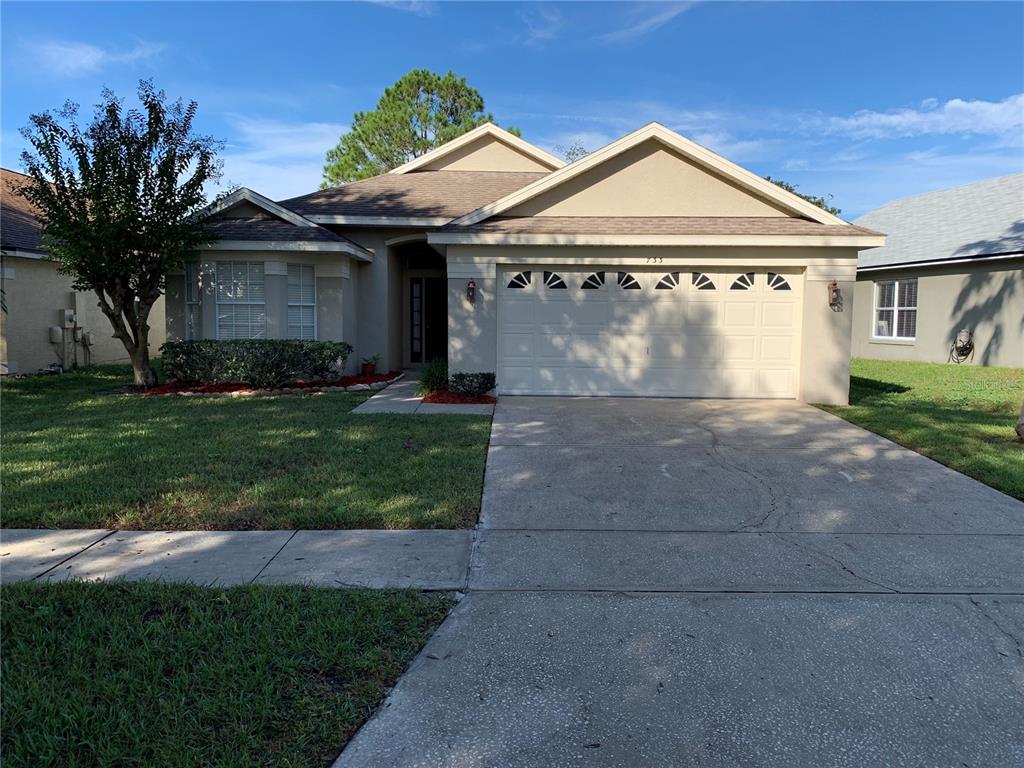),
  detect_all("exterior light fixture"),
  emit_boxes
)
[466,278,477,304]
[827,281,842,310]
